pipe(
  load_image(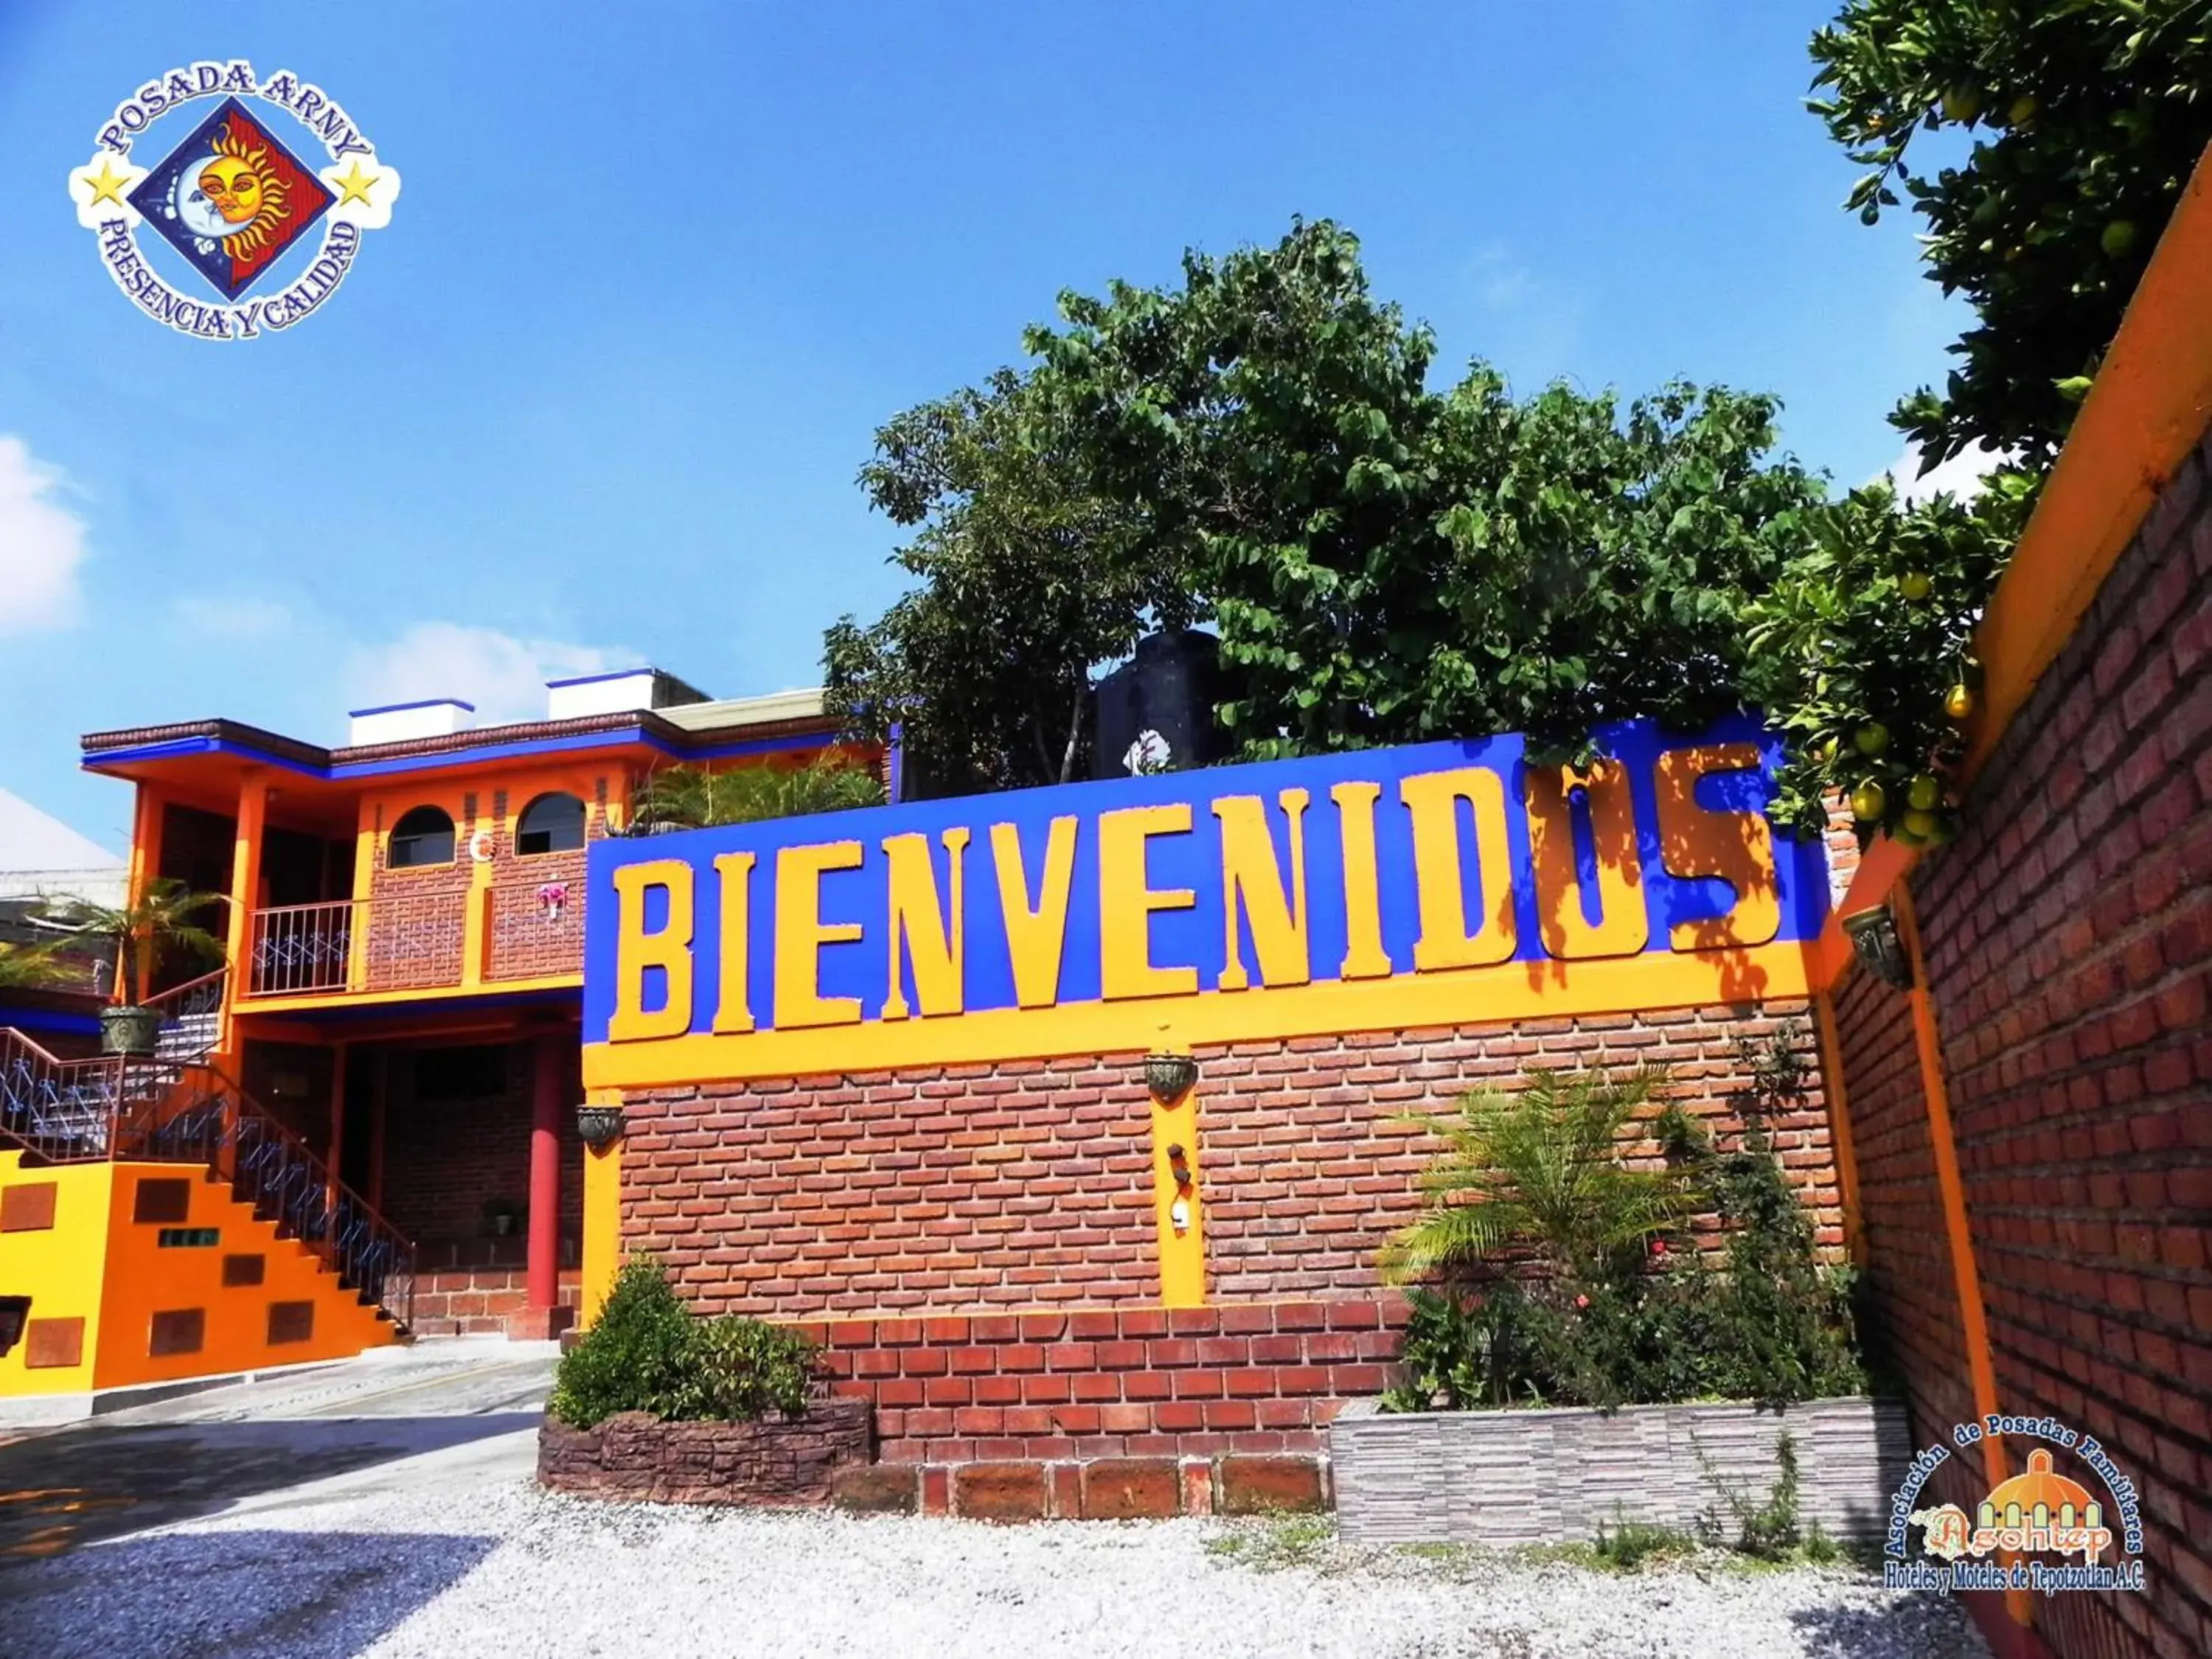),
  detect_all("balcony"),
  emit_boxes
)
[246,880,584,1000]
